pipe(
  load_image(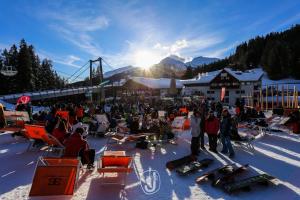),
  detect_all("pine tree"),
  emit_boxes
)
[17,39,33,92]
